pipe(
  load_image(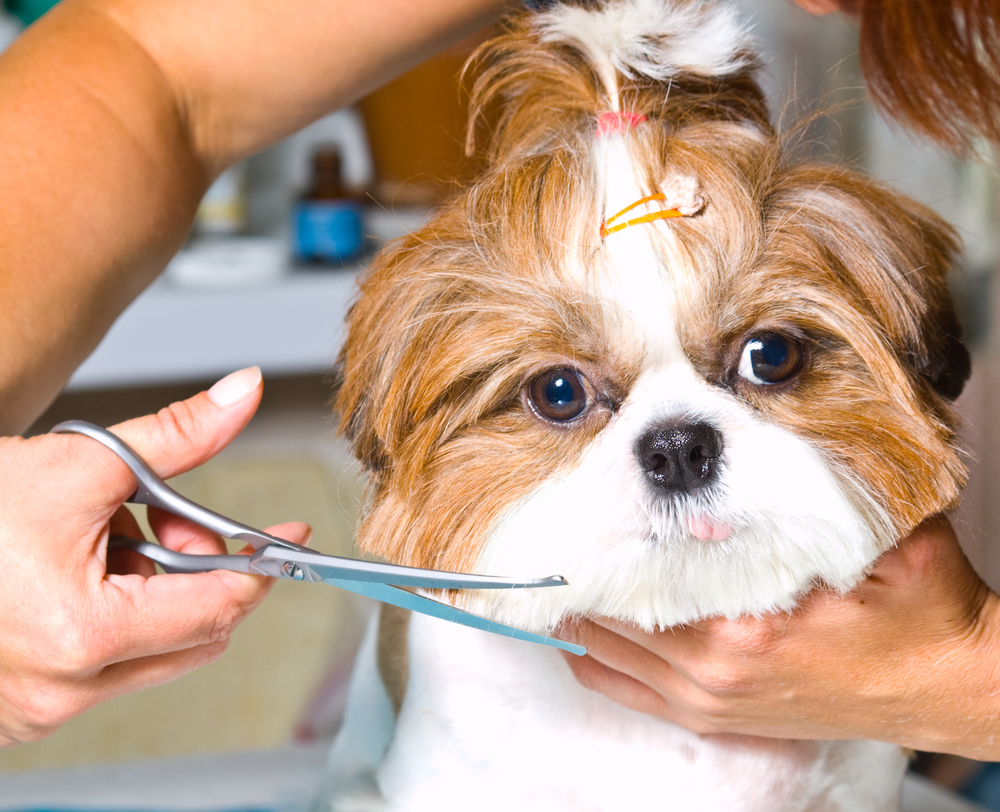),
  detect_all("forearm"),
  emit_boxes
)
[105,0,516,172]
[0,3,205,434]
[0,0,513,434]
